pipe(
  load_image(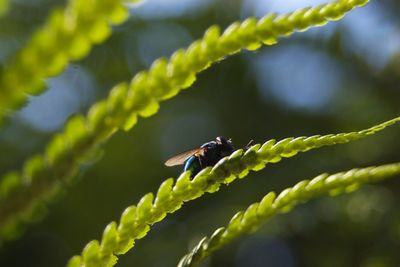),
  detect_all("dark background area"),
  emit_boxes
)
[0,0,399,266]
